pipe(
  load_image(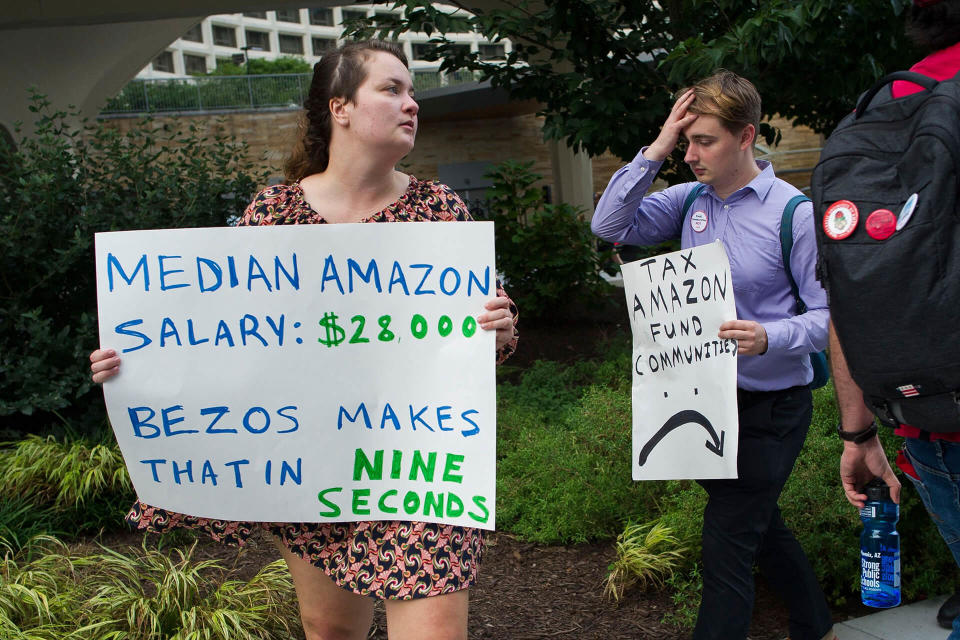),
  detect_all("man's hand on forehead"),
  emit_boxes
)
[644,90,699,163]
